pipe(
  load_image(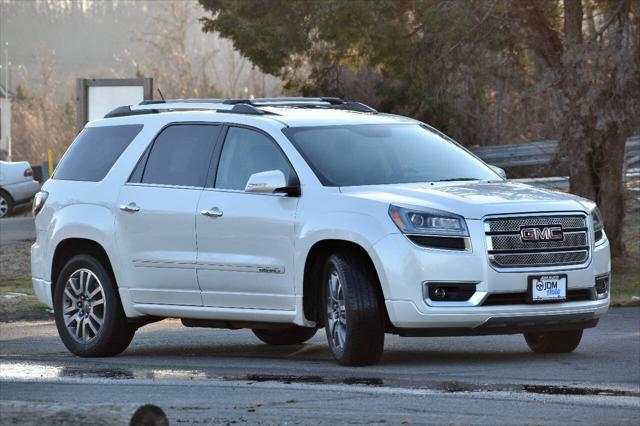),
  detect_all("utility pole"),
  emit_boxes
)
[4,42,10,161]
